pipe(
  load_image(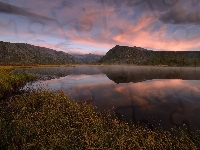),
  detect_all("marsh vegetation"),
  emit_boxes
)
[0,67,36,99]
[1,66,200,149]
[1,89,200,149]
